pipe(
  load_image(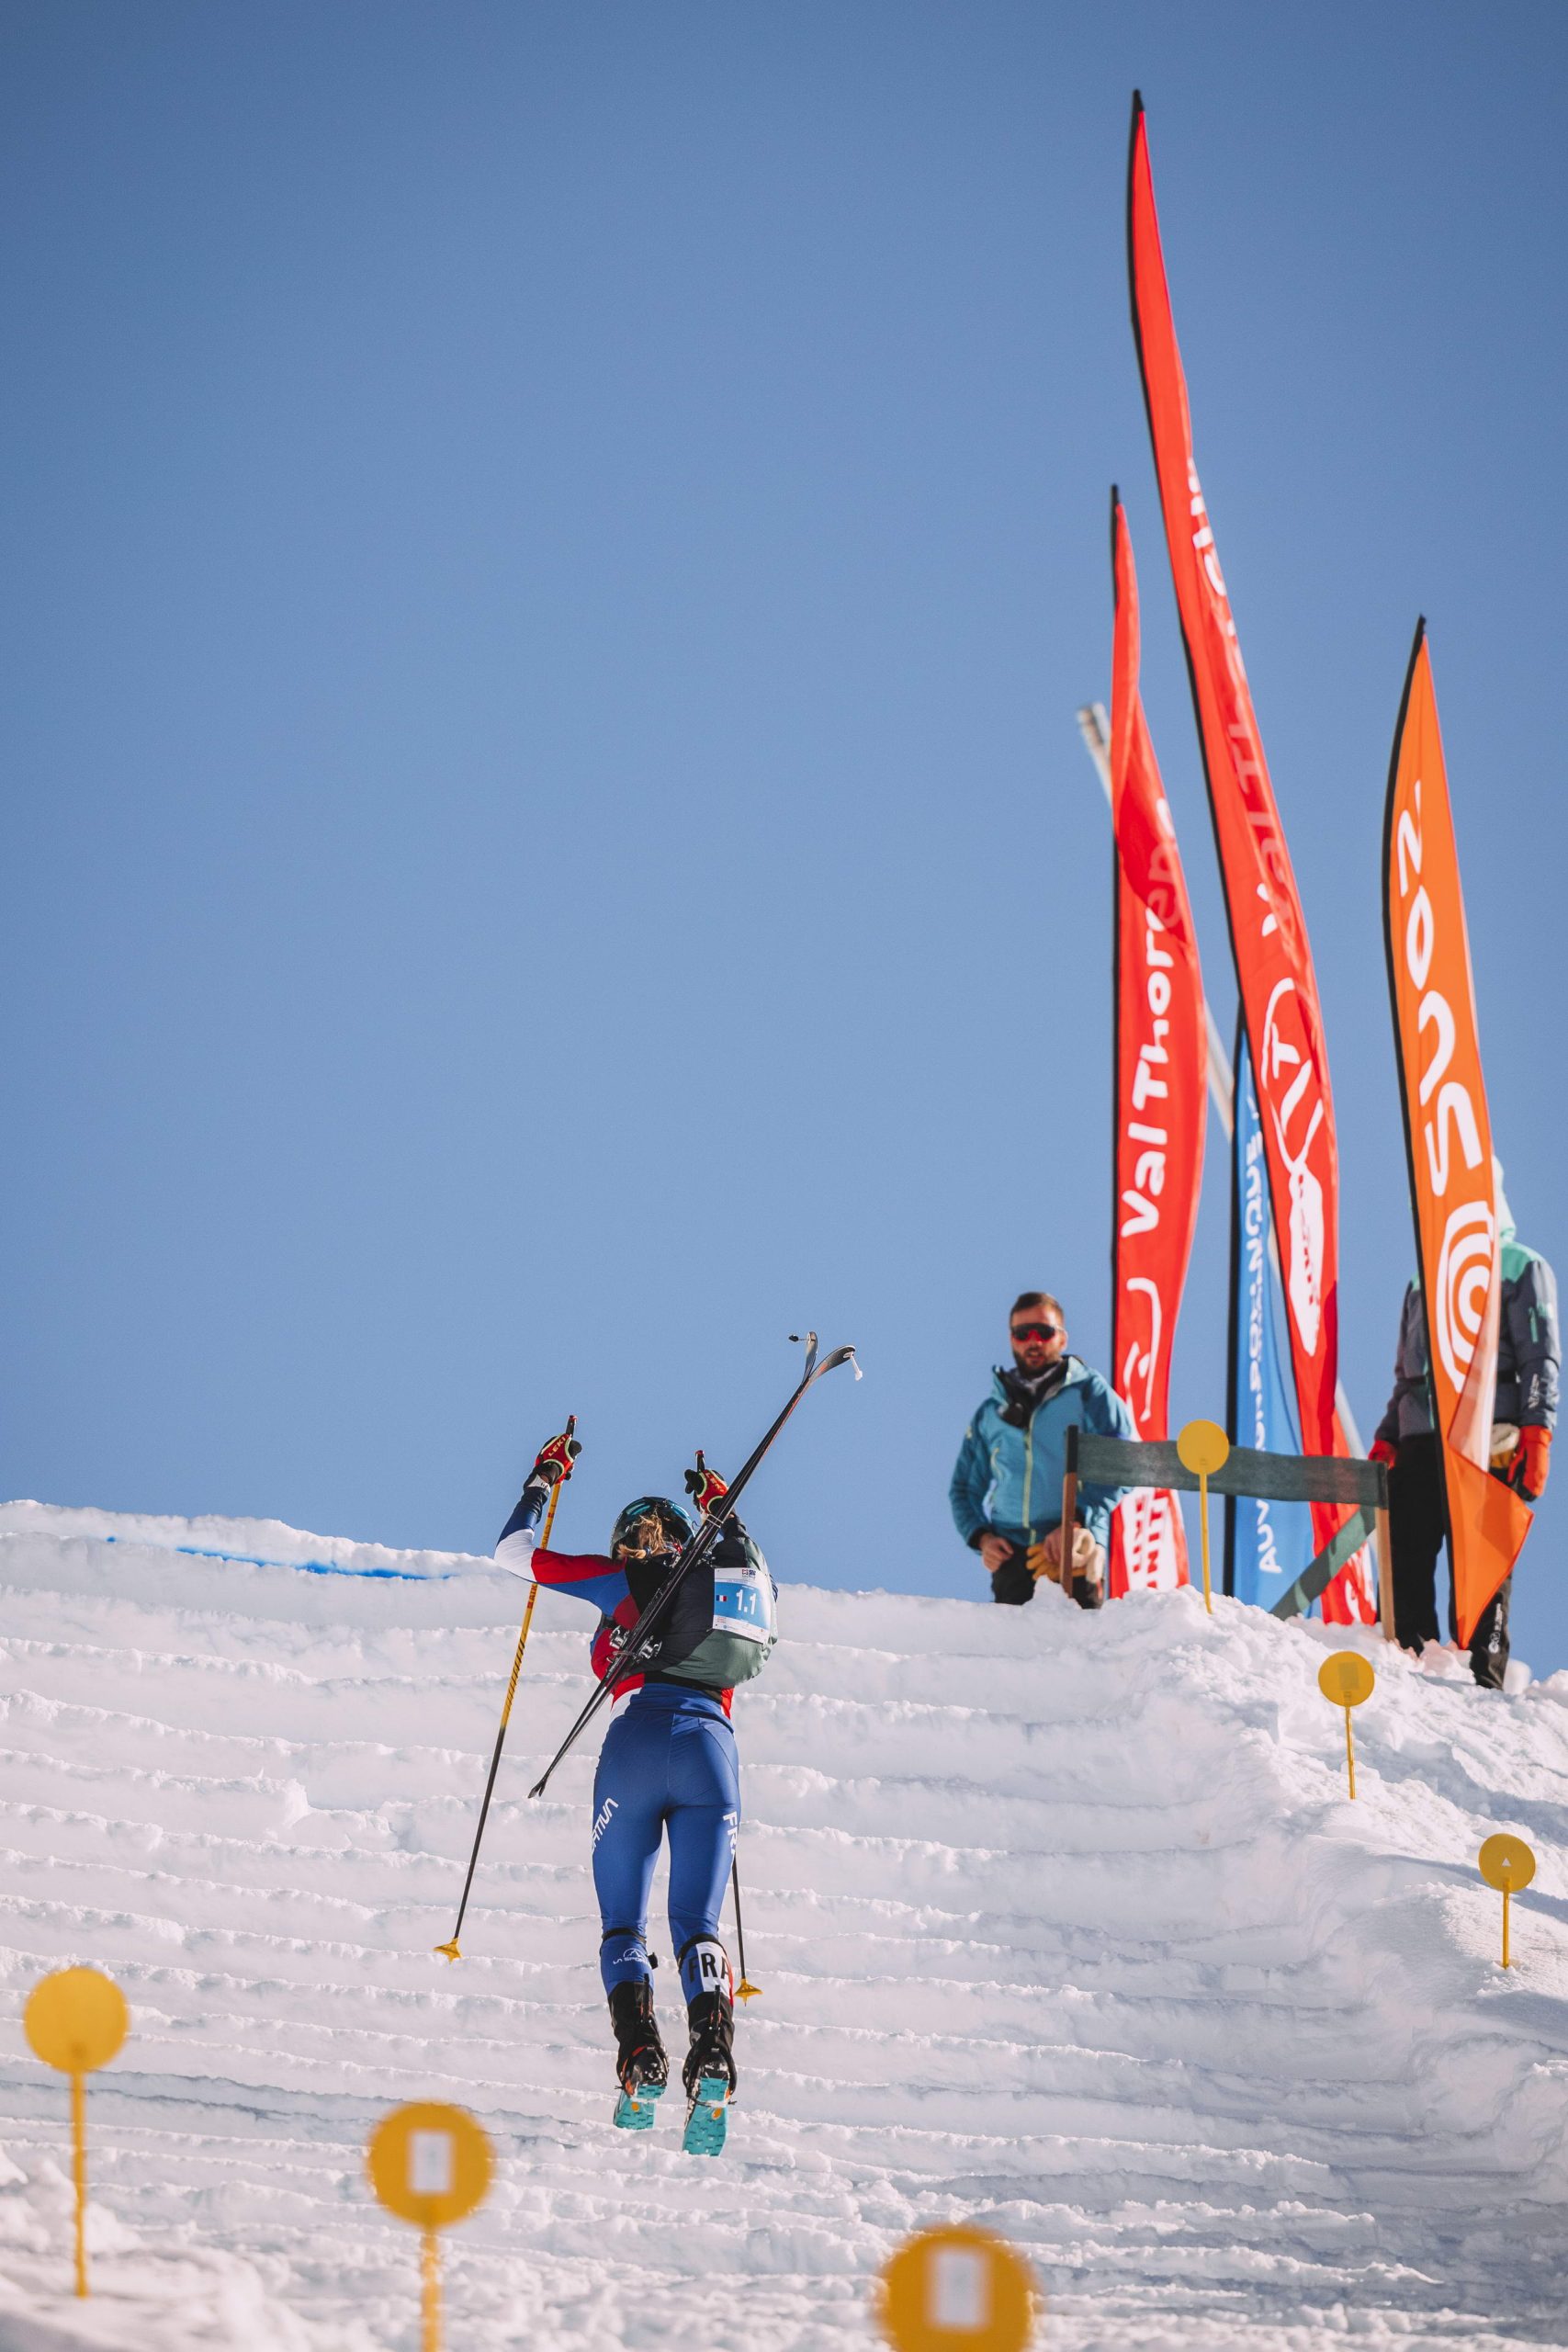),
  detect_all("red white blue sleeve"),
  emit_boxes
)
[494,1479,630,1613]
